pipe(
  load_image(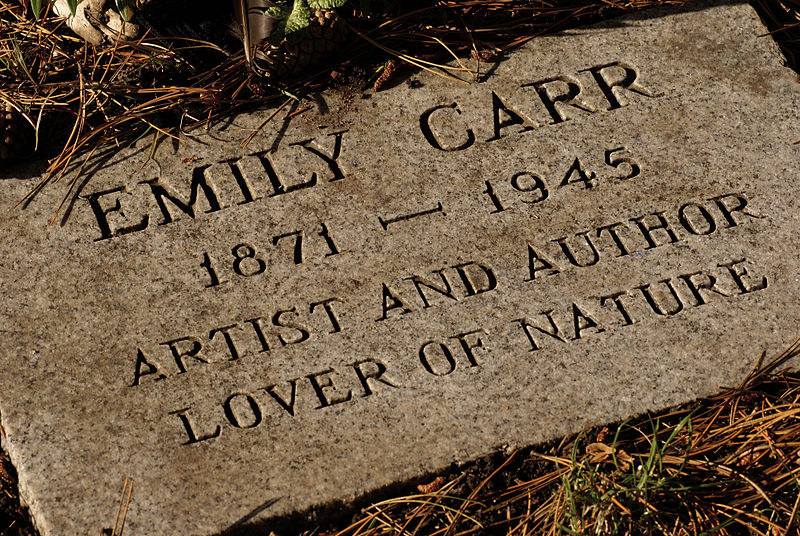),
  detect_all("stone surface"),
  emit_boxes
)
[1,2,800,534]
